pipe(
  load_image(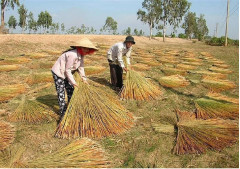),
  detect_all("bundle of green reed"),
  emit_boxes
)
[8,96,58,123]
[174,110,238,155]
[55,74,134,139]
[194,98,239,120]
[201,76,236,92]
[27,138,110,168]
[0,121,15,151]
[0,84,26,102]
[119,69,162,101]
[158,75,190,88]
